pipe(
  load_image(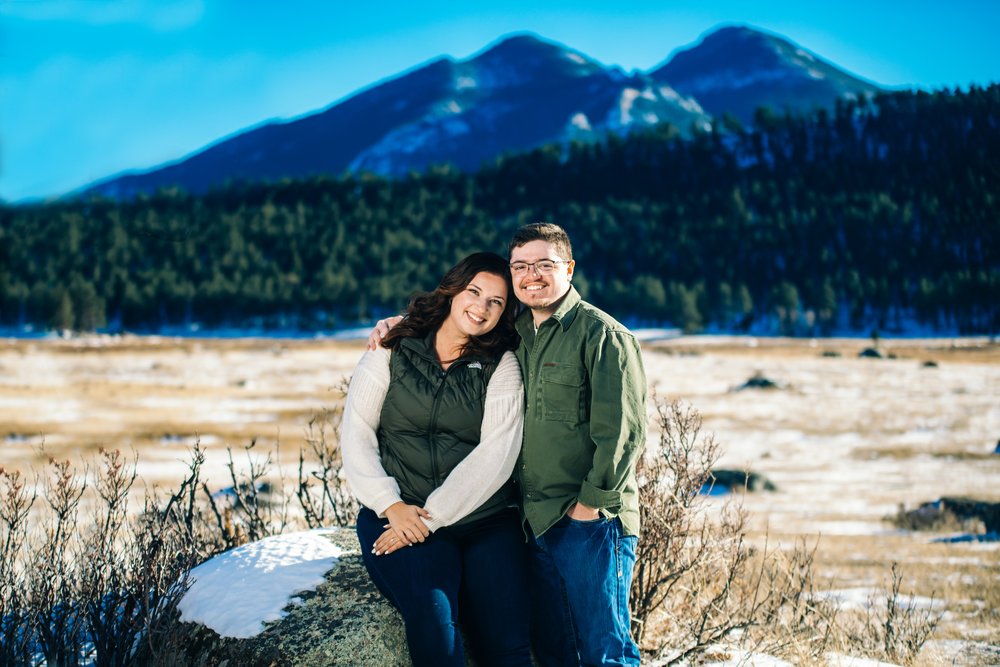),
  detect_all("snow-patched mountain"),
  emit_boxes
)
[86,34,708,199]
[651,25,881,125]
